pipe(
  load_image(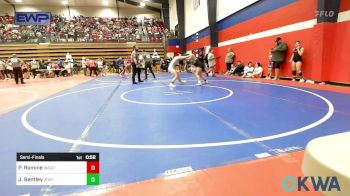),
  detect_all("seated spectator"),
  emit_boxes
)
[226,61,244,76]
[87,58,98,77]
[242,62,254,78]
[52,62,61,77]
[0,59,6,80]
[247,62,263,78]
